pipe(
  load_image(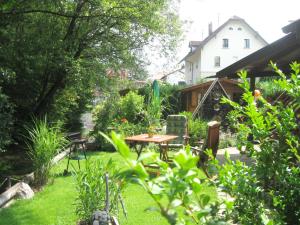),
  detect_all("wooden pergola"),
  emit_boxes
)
[212,19,300,91]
